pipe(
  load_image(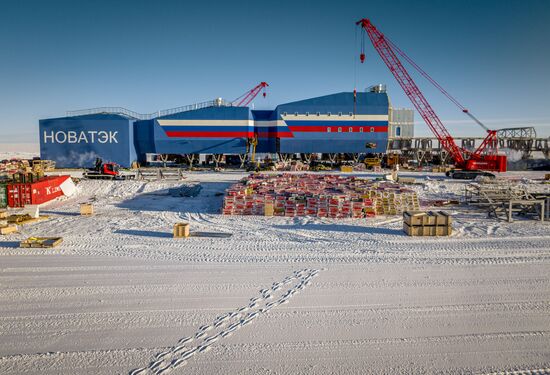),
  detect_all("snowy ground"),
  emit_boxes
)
[1,171,549,374]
